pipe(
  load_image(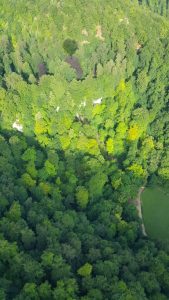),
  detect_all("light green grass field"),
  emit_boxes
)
[141,186,169,240]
